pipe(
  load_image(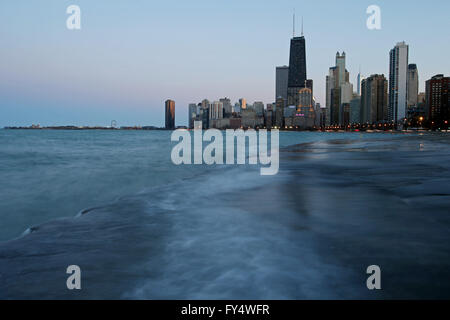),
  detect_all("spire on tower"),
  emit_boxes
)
[301,16,304,36]
[293,9,295,37]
